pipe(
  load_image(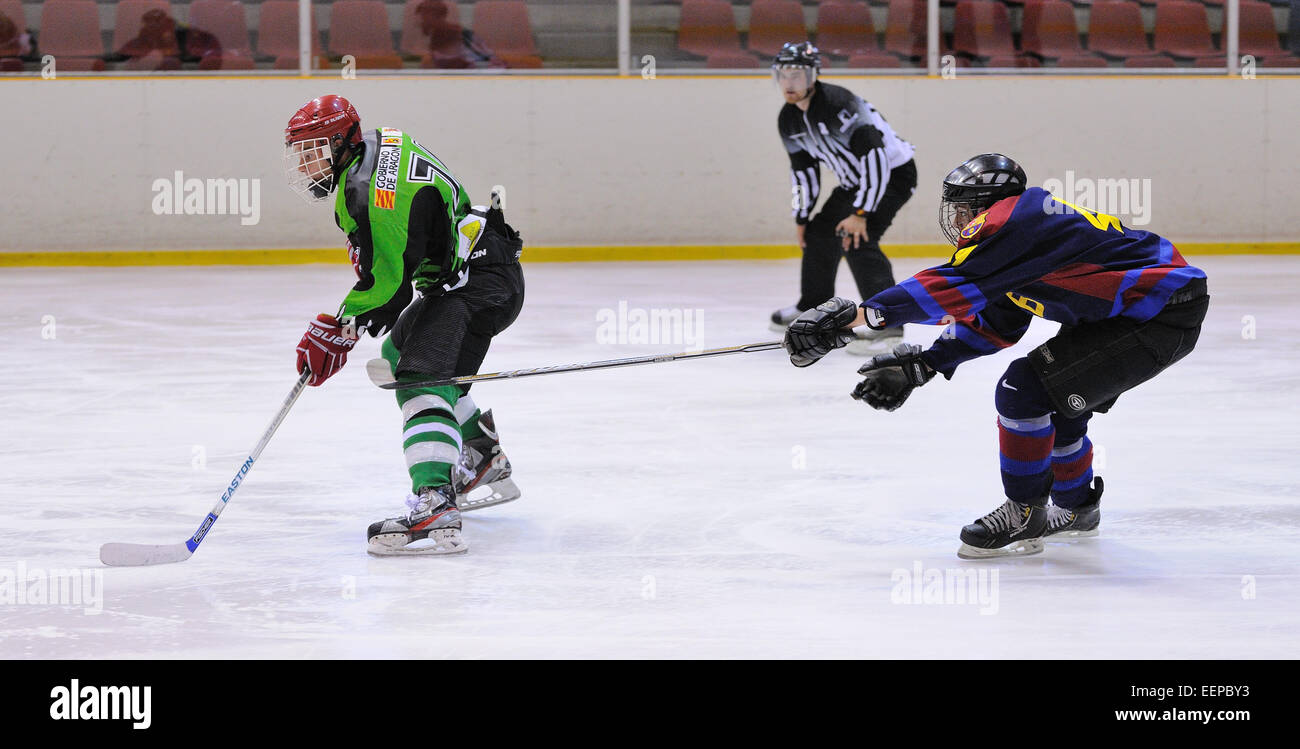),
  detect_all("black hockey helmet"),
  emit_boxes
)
[772,41,821,94]
[939,153,1027,246]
